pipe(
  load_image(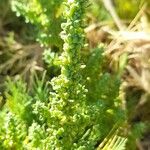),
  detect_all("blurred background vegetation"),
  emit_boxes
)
[0,0,150,149]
